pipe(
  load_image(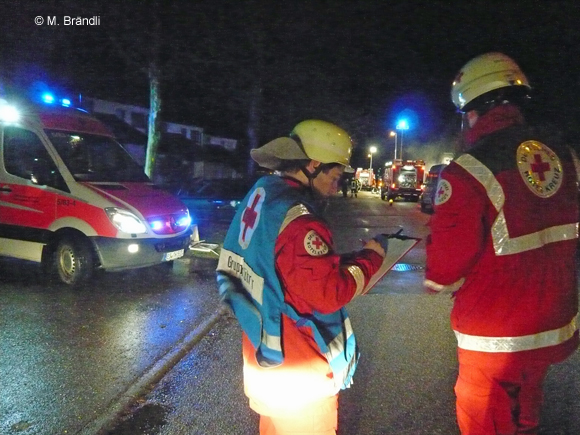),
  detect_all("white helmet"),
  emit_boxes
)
[451,52,531,112]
